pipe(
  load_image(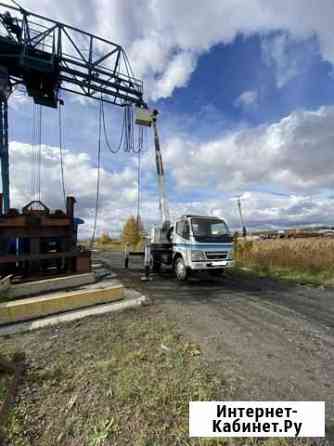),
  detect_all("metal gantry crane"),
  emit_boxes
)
[0,2,146,213]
